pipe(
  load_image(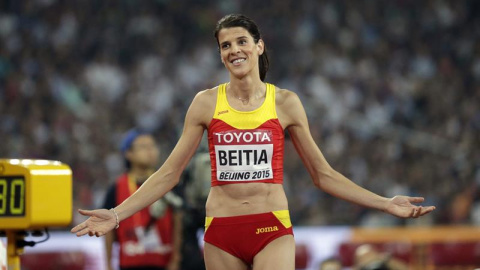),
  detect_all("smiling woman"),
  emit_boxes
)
[71,13,435,270]
[214,14,269,83]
